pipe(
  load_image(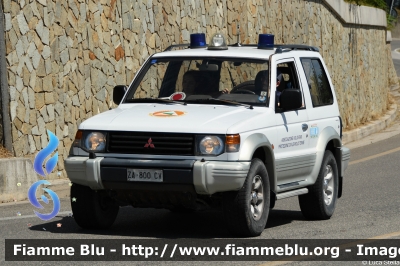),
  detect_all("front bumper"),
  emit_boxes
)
[64,156,250,195]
